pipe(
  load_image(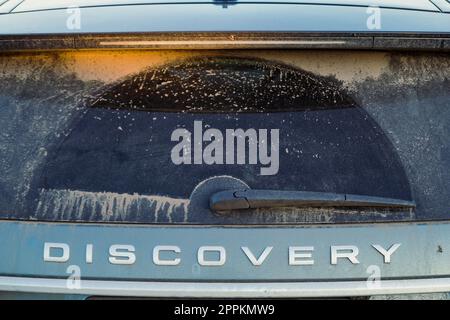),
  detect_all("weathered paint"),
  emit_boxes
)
[0,220,449,281]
